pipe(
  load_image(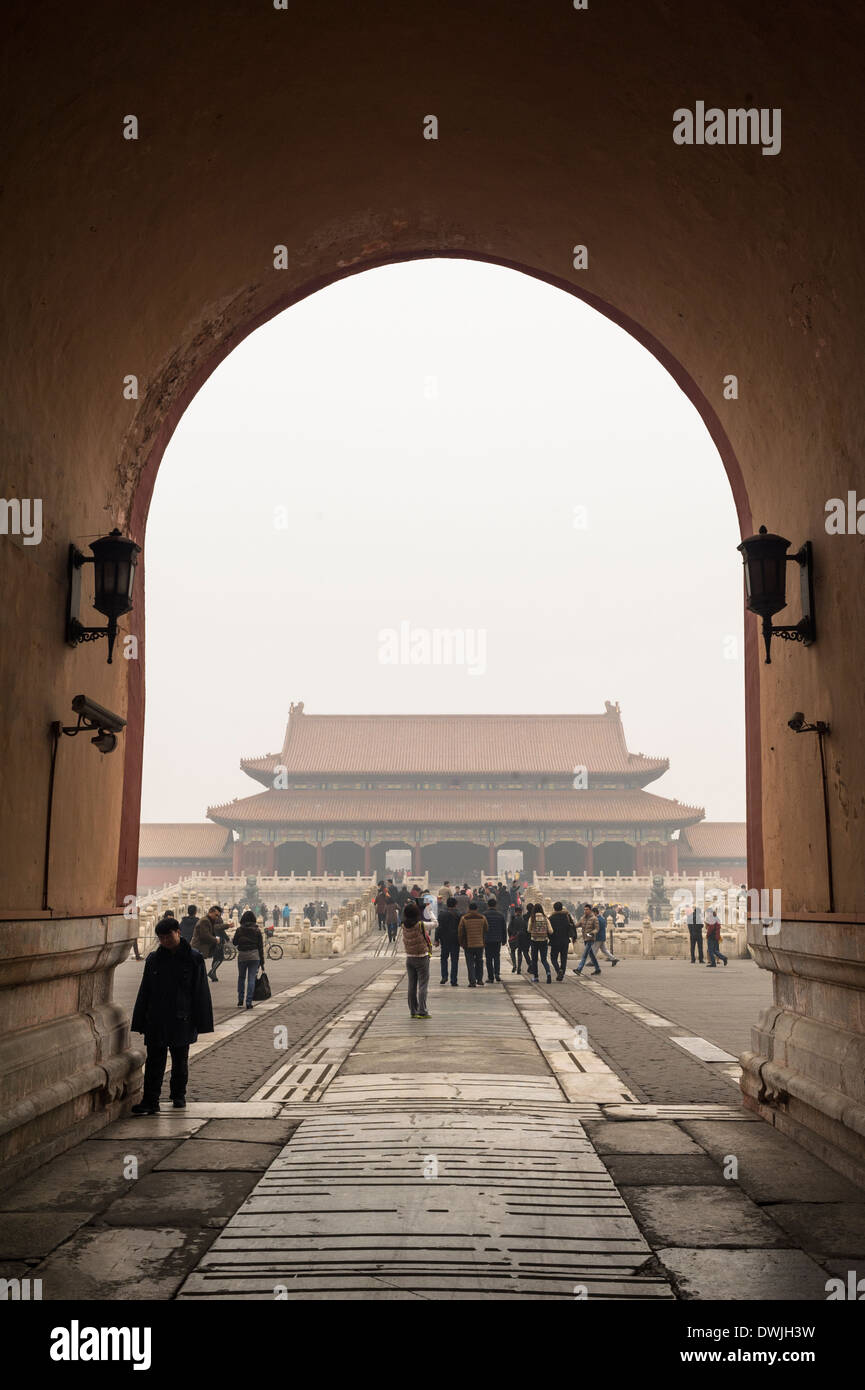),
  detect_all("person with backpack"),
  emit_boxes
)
[573,904,602,976]
[528,906,553,984]
[233,909,265,1009]
[483,897,508,982]
[402,901,432,1018]
[549,901,578,980]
